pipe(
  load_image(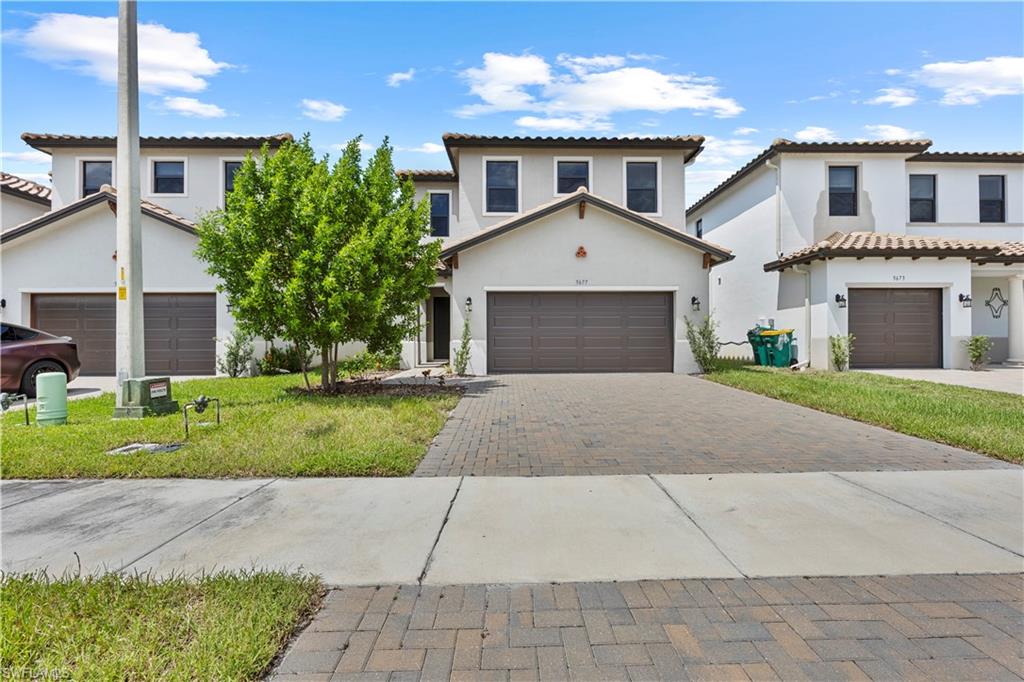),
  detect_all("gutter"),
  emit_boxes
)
[791,264,812,366]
